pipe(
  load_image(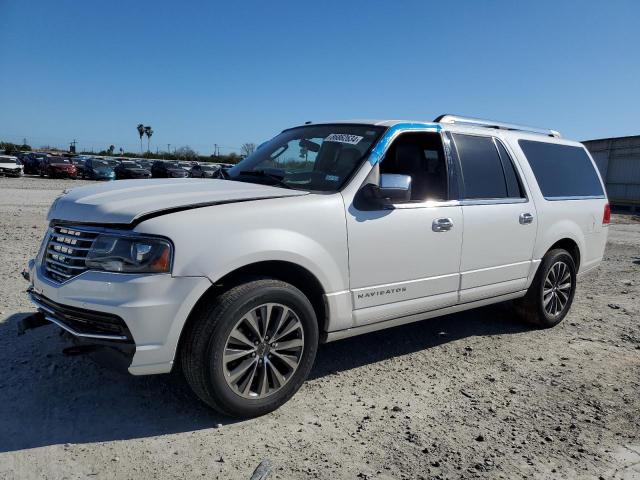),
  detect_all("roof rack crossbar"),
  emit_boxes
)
[434,114,561,138]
